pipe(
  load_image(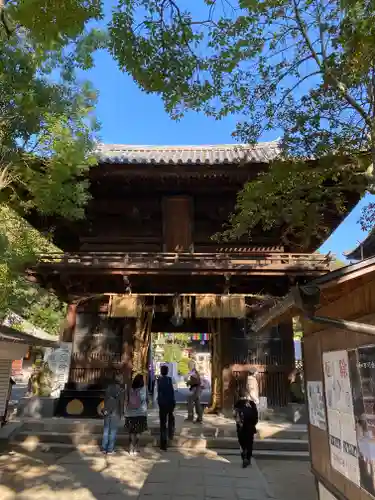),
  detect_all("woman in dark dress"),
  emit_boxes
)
[233,387,258,468]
